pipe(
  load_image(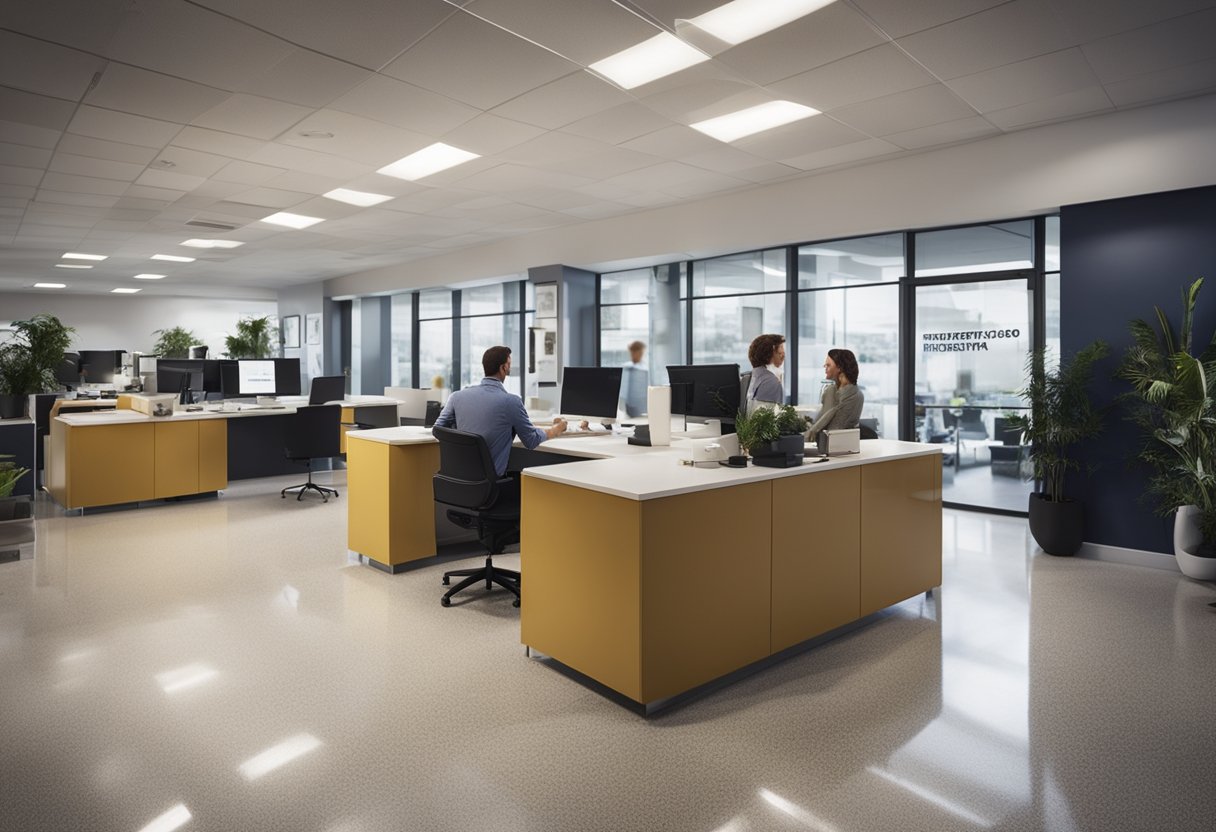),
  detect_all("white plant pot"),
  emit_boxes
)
[1174,505,1216,581]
